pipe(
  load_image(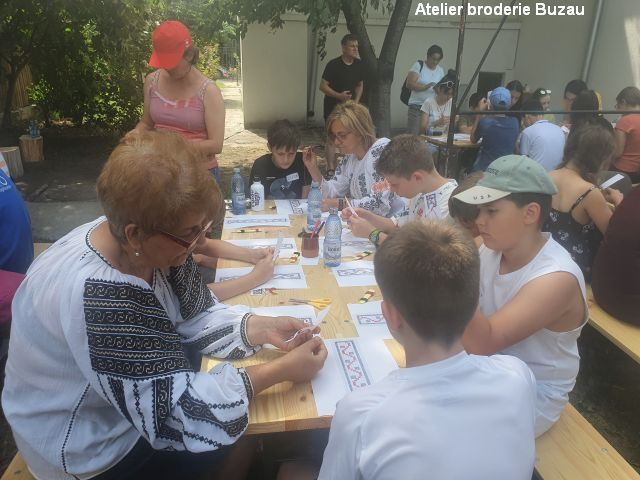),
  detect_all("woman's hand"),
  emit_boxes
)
[246,315,320,350]
[275,337,327,383]
[347,216,375,239]
[603,187,624,207]
[249,255,276,285]
[303,147,323,183]
[248,247,272,265]
[438,116,450,126]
